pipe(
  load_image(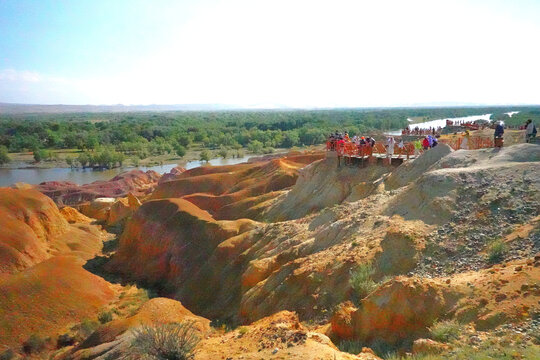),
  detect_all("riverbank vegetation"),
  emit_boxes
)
[1,106,538,168]
[491,108,540,127]
[0,145,10,164]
